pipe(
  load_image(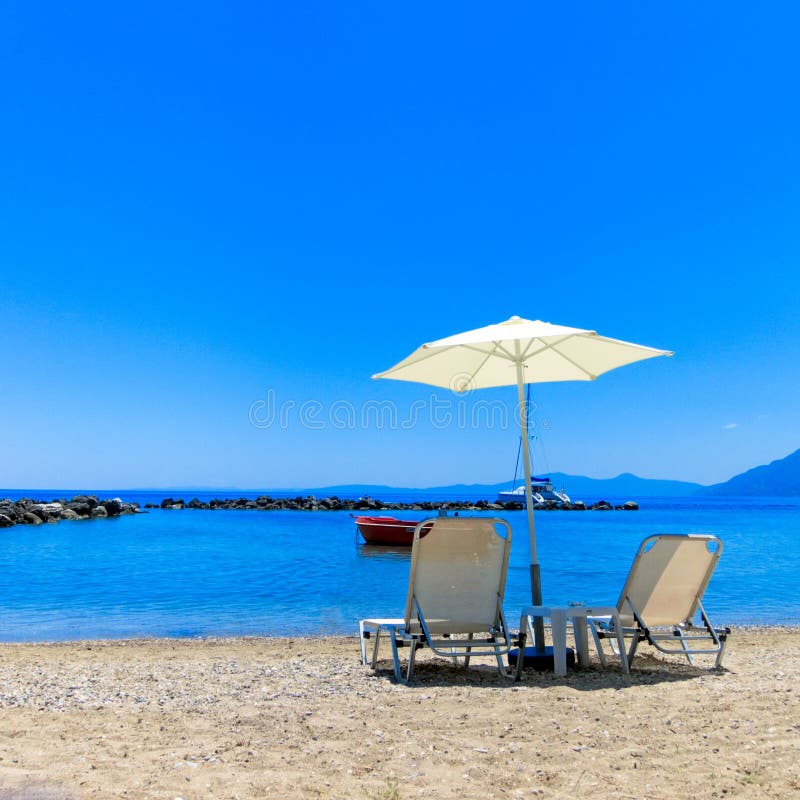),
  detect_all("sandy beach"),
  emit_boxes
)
[0,628,797,800]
